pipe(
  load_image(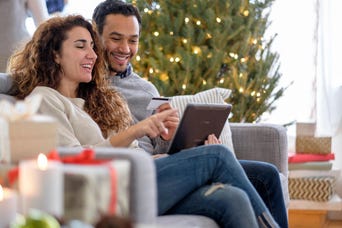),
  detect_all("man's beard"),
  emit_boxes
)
[108,65,122,75]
